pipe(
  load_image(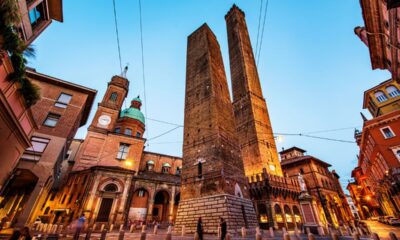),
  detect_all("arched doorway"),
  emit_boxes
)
[284,205,294,229]
[97,183,118,222]
[257,203,268,229]
[274,204,284,228]
[292,206,302,227]
[153,190,170,223]
[361,206,371,218]
[129,188,149,222]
